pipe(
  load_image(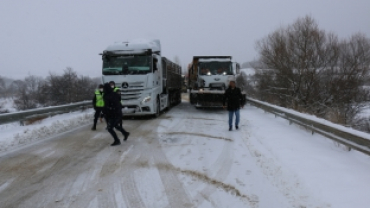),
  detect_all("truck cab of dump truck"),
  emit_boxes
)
[188,56,244,107]
[196,57,240,90]
[100,39,181,117]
